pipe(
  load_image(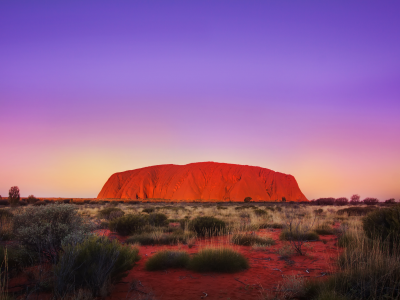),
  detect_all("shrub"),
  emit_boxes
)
[8,186,20,206]
[334,197,349,206]
[98,207,124,220]
[314,224,335,235]
[385,198,396,204]
[189,248,249,273]
[142,208,155,213]
[315,198,335,205]
[232,234,275,246]
[280,229,319,241]
[33,201,47,206]
[217,206,227,210]
[18,200,28,206]
[264,206,275,212]
[244,197,252,203]
[27,195,40,204]
[314,208,323,215]
[362,206,400,248]
[13,204,94,262]
[282,197,287,202]
[148,213,168,227]
[253,209,268,217]
[127,231,195,246]
[0,245,38,275]
[54,236,140,297]
[337,232,355,248]
[109,214,149,236]
[363,197,379,205]
[337,206,377,216]
[258,222,283,229]
[190,216,226,237]
[0,200,9,206]
[145,250,190,271]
